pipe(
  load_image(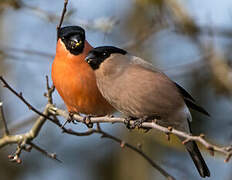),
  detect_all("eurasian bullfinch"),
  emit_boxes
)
[85,46,210,178]
[52,26,115,116]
